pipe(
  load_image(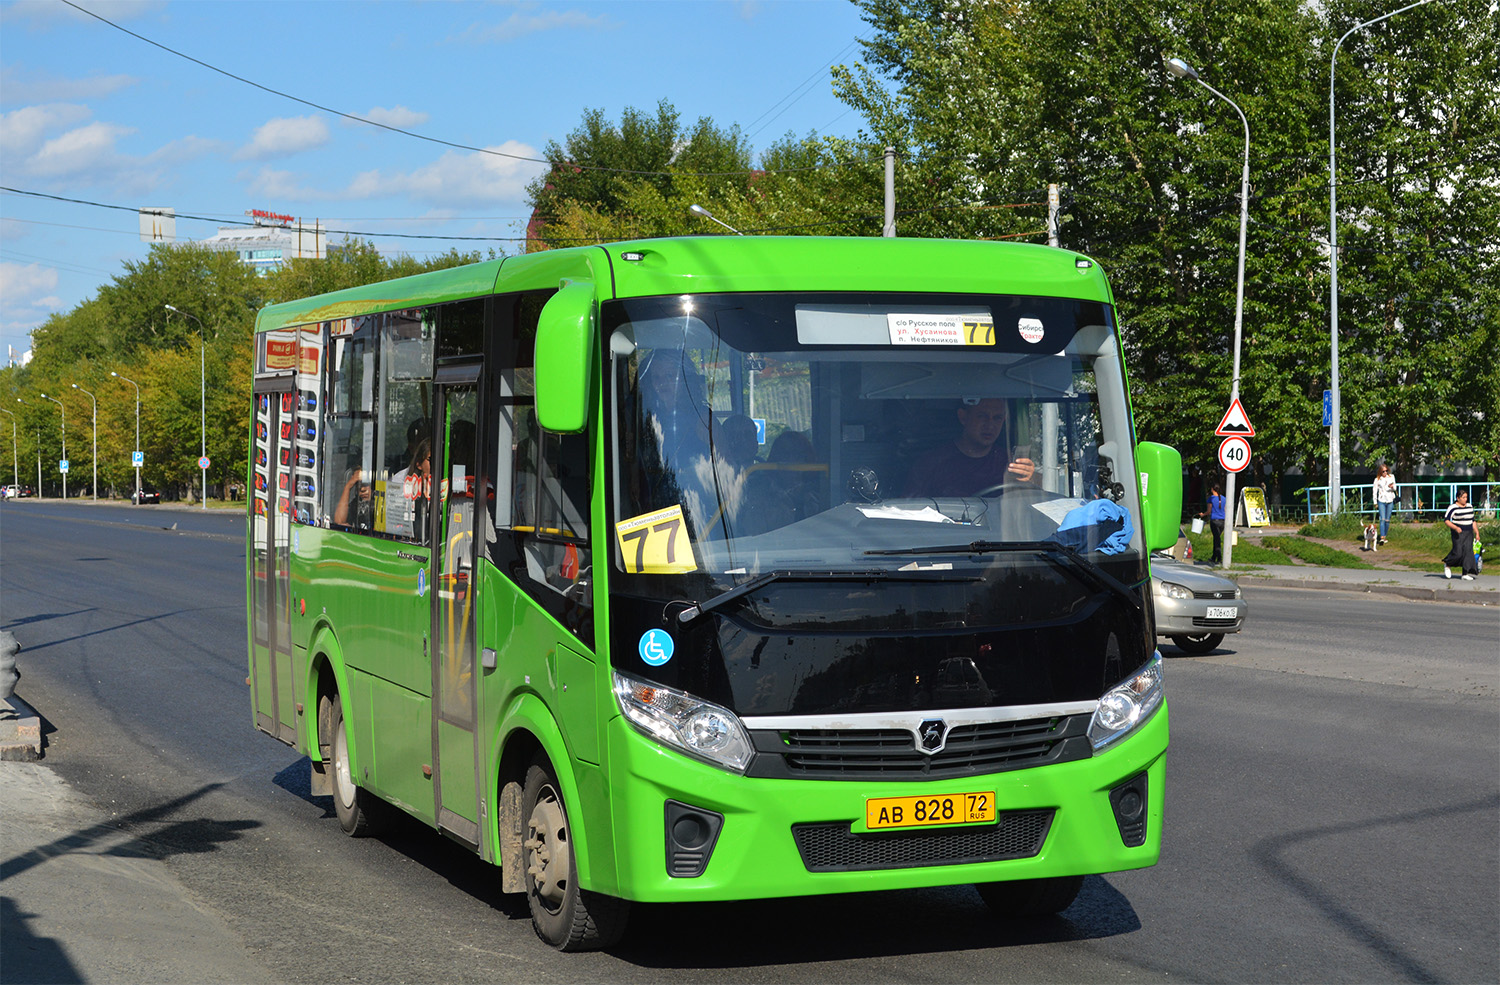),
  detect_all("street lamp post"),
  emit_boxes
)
[1168,56,1251,570]
[164,303,208,510]
[72,383,97,500]
[40,393,67,500]
[112,371,142,503]
[1327,0,1433,514]
[0,408,17,489]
